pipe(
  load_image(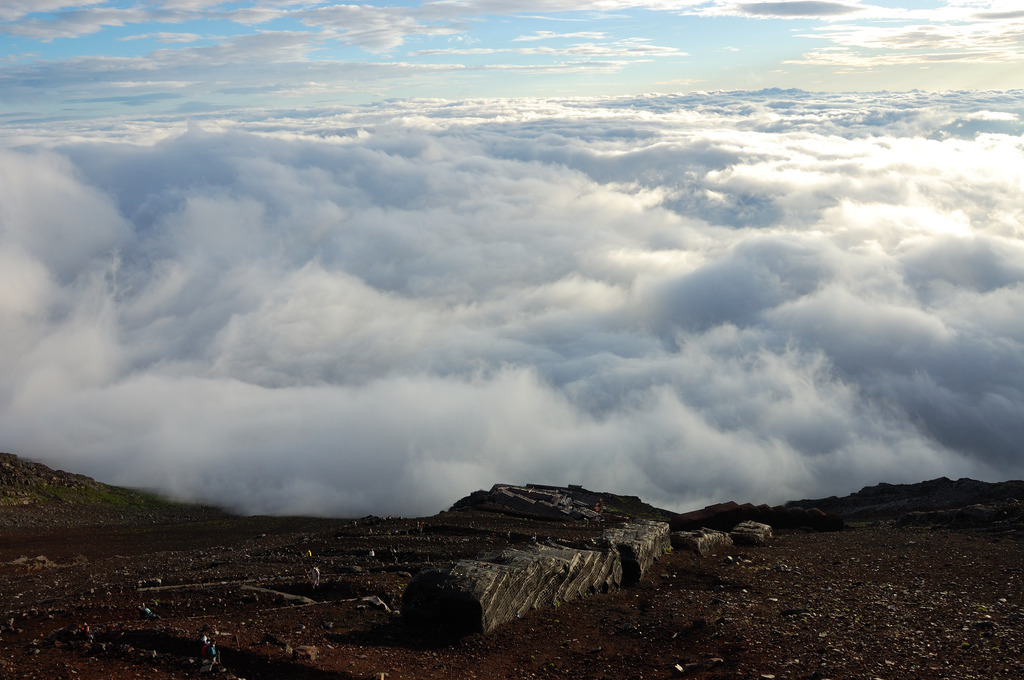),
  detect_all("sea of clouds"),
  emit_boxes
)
[2,89,1023,516]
